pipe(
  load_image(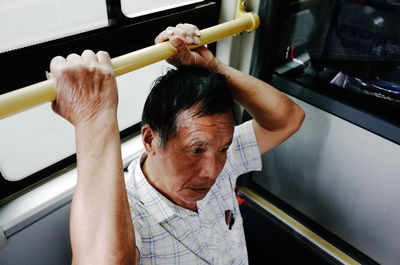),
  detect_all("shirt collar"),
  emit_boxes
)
[132,153,197,223]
